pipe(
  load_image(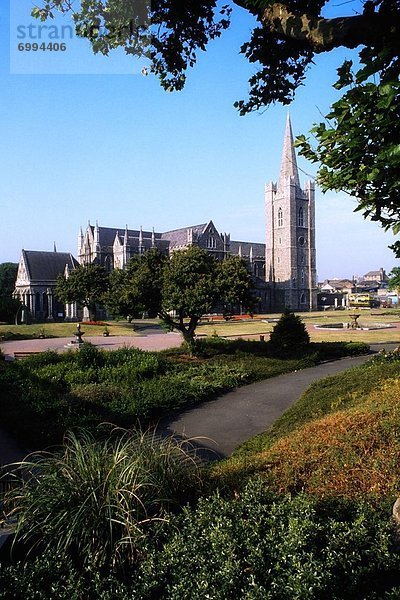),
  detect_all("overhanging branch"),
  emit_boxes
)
[234,1,400,51]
